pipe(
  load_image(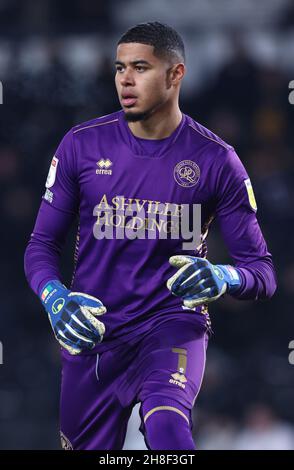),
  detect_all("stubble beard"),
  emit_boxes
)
[123,107,153,123]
